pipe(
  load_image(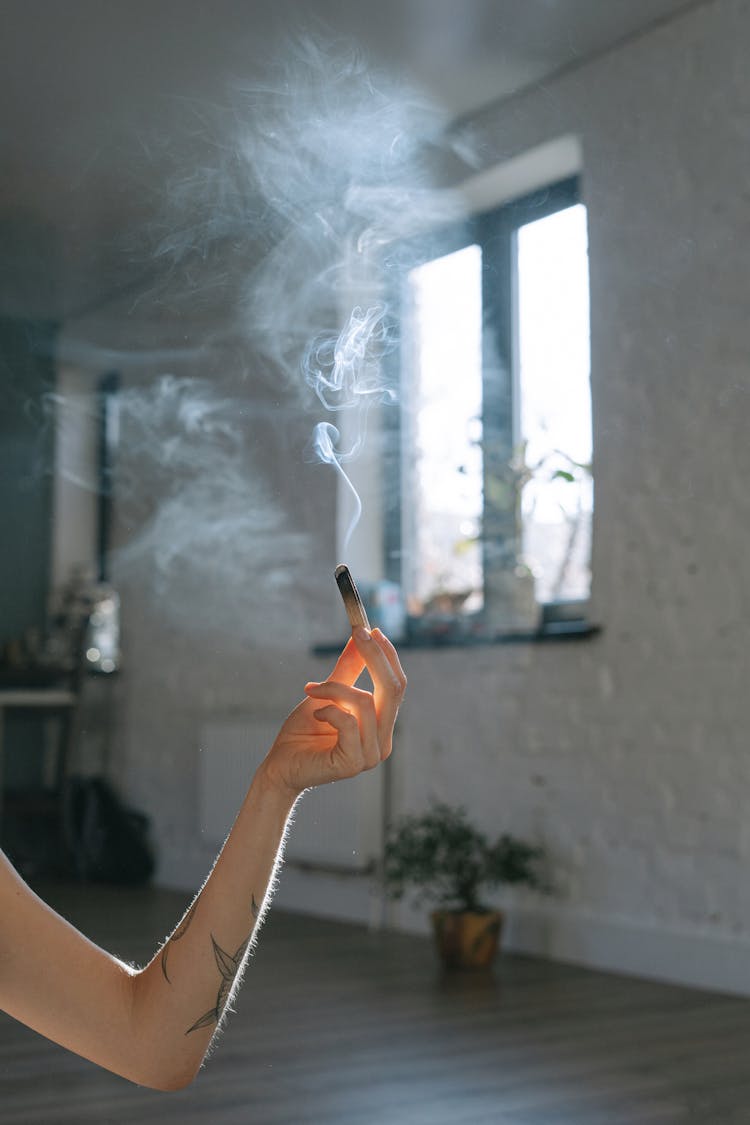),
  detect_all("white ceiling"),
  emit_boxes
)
[0,0,700,322]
